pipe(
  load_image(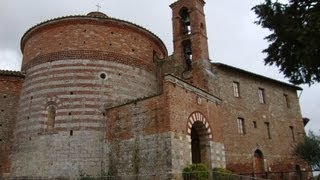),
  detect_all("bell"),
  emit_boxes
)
[185,58,192,71]
[184,46,192,55]
[183,16,190,26]
[183,27,189,35]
